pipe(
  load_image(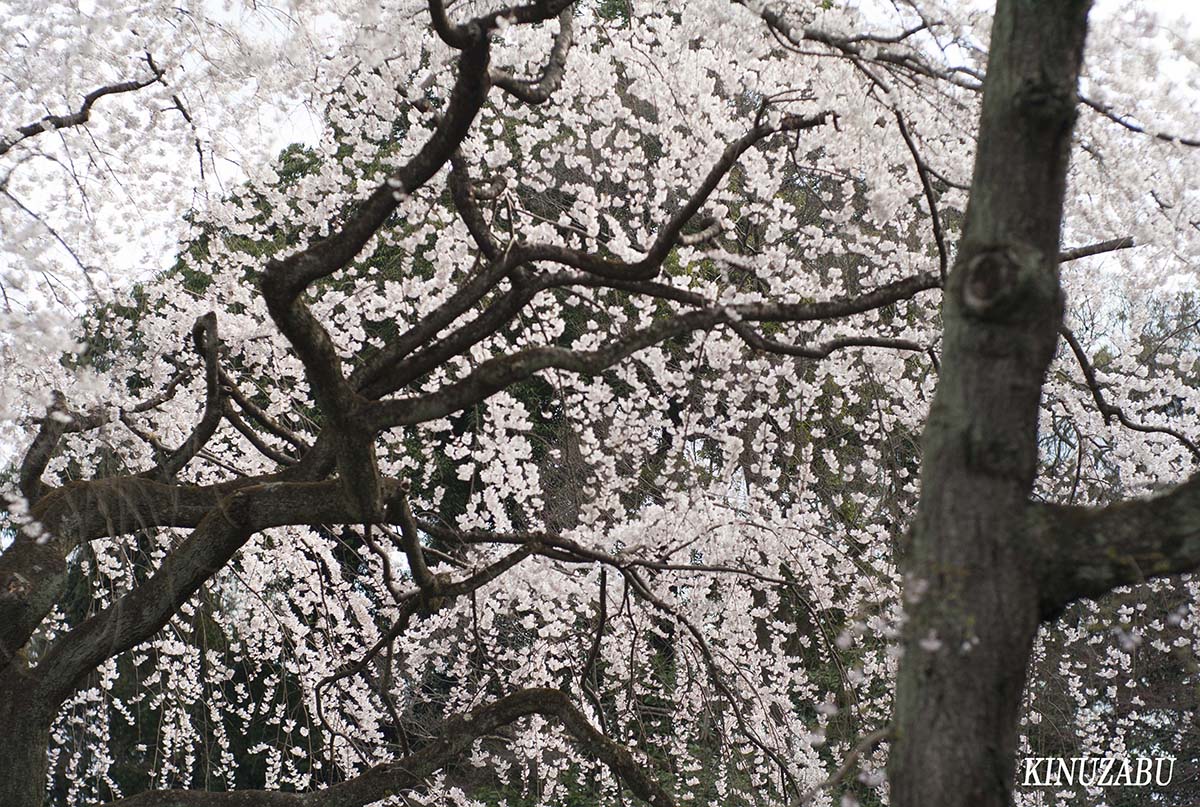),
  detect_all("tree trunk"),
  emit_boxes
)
[0,675,52,807]
[889,2,1093,806]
